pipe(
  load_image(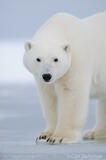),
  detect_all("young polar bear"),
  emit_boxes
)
[24,12,106,144]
